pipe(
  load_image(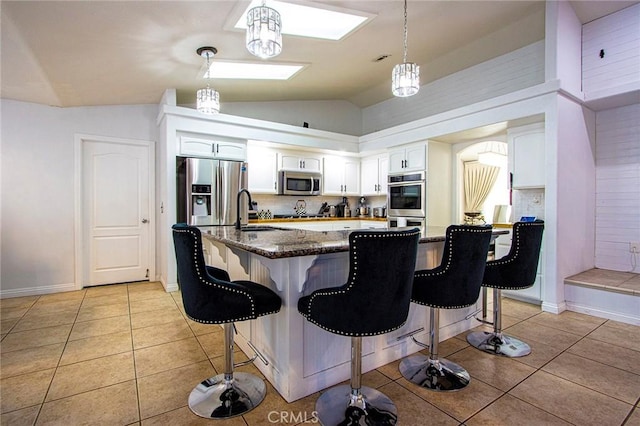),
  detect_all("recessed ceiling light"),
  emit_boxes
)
[206,61,305,80]
[234,0,373,40]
